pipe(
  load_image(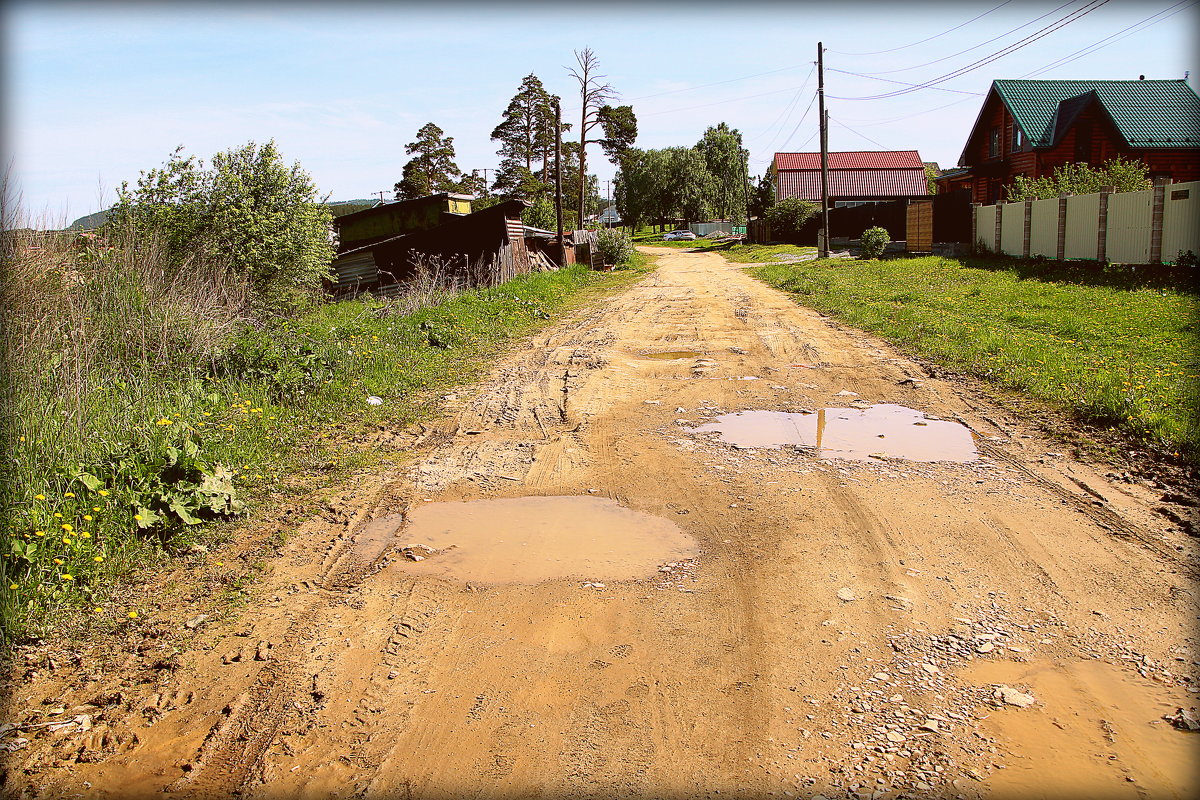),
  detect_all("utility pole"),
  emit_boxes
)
[741,148,751,236]
[604,180,612,227]
[555,98,565,264]
[818,41,830,258]
[375,190,388,204]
